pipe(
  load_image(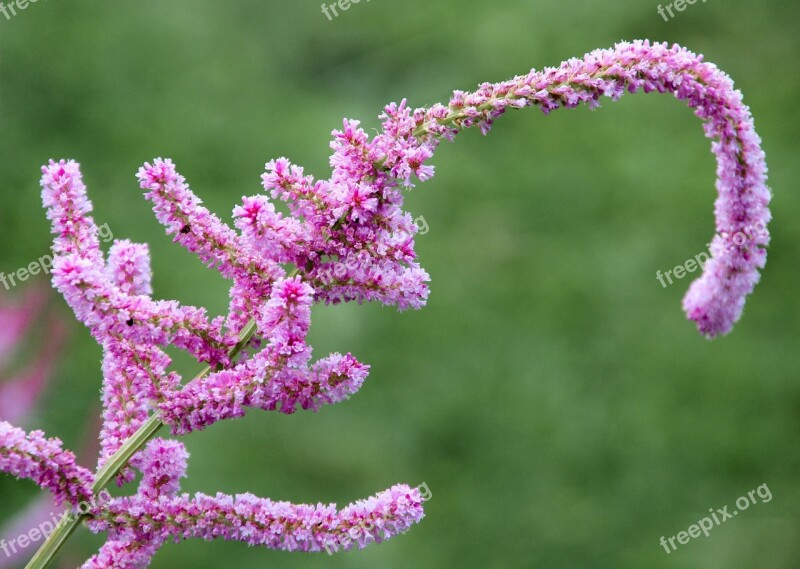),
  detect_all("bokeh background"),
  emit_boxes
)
[1,1,798,568]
